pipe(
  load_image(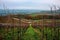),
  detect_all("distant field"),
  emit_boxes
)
[0,14,60,27]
